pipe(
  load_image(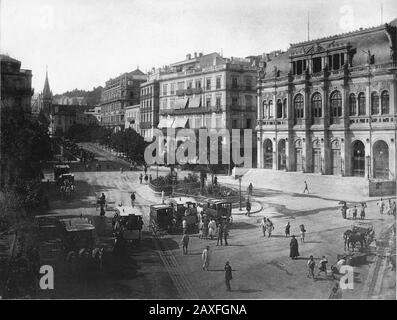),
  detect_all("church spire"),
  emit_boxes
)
[42,65,52,99]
